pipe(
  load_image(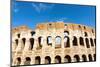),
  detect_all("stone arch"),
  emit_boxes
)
[35,56,41,64]
[90,38,94,46]
[22,38,26,45]
[64,31,69,36]
[85,38,90,48]
[64,55,71,63]
[47,36,52,46]
[16,57,21,65]
[45,56,51,64]
[73,36,78,46]
[38,36,43,47]
[55,36,61,48]
[29,38,34,50]
[15,39,18,46]
[64,36,70,47]
[24,57,31,65]
[17,33,20,38]
[84,32,88,36]
[74,55,80,62]
[79,37,84,46]
[82,55,87,62]
[55,55,61,63]
[88,54,93,61]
